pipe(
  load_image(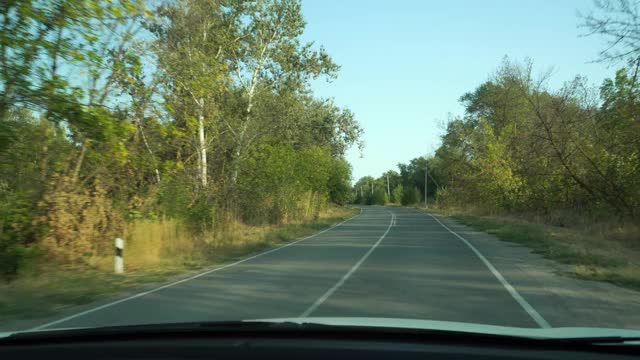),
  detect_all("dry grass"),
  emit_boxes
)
[0,268,185,321]
[0,206,358,323]
[574,265,640,289]
[87,218,207,272]
[425,205,640,290]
